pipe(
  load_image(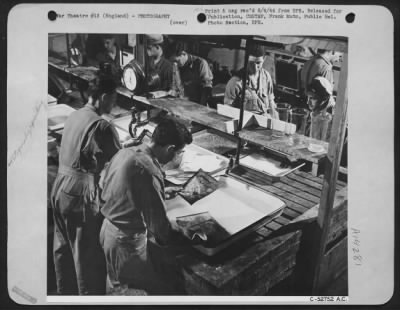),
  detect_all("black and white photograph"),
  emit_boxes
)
[47,33,348,296]
[6,3,395,305]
